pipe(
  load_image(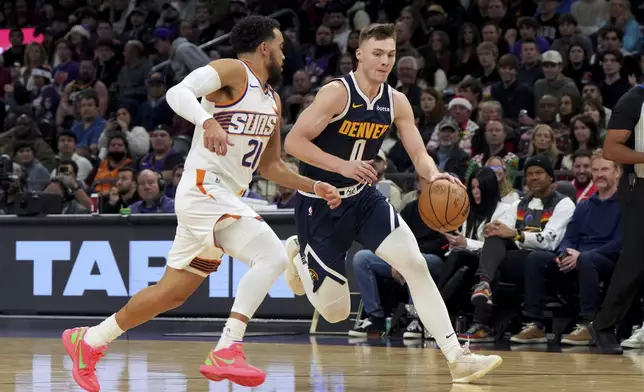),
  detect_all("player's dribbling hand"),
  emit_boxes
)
[339,160,378,184]
[203,118,234,155]
[314,181,341,209]
[428,171,464,187]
